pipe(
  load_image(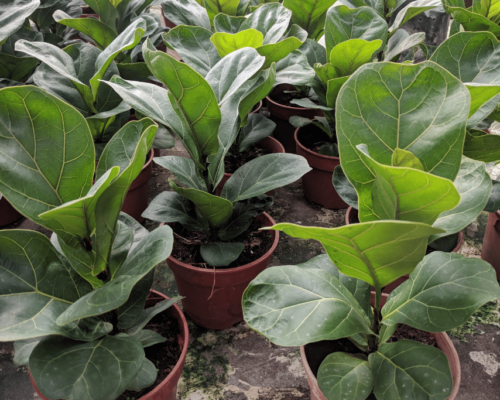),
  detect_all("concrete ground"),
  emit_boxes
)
[2,130,500,400]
